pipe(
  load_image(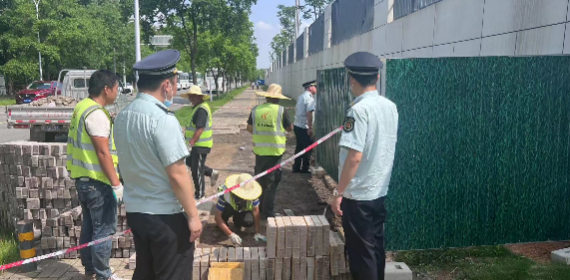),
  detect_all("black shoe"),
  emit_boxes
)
[292,169,301,173]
